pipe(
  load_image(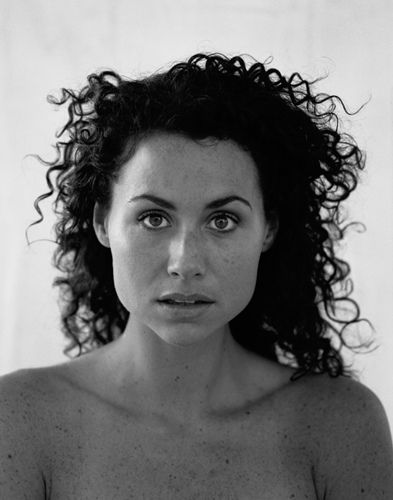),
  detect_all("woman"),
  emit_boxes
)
[1,52,392,499]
